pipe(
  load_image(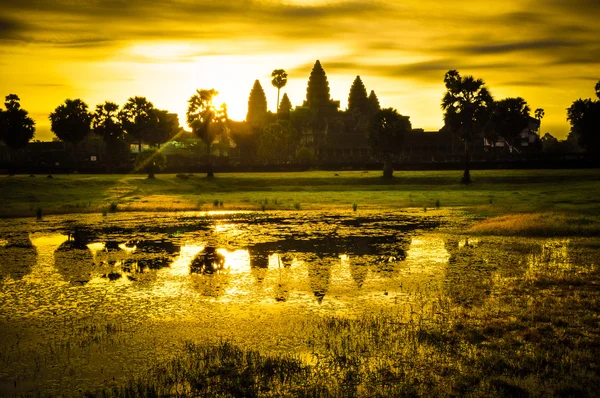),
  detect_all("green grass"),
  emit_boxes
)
[2,169,600,218]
